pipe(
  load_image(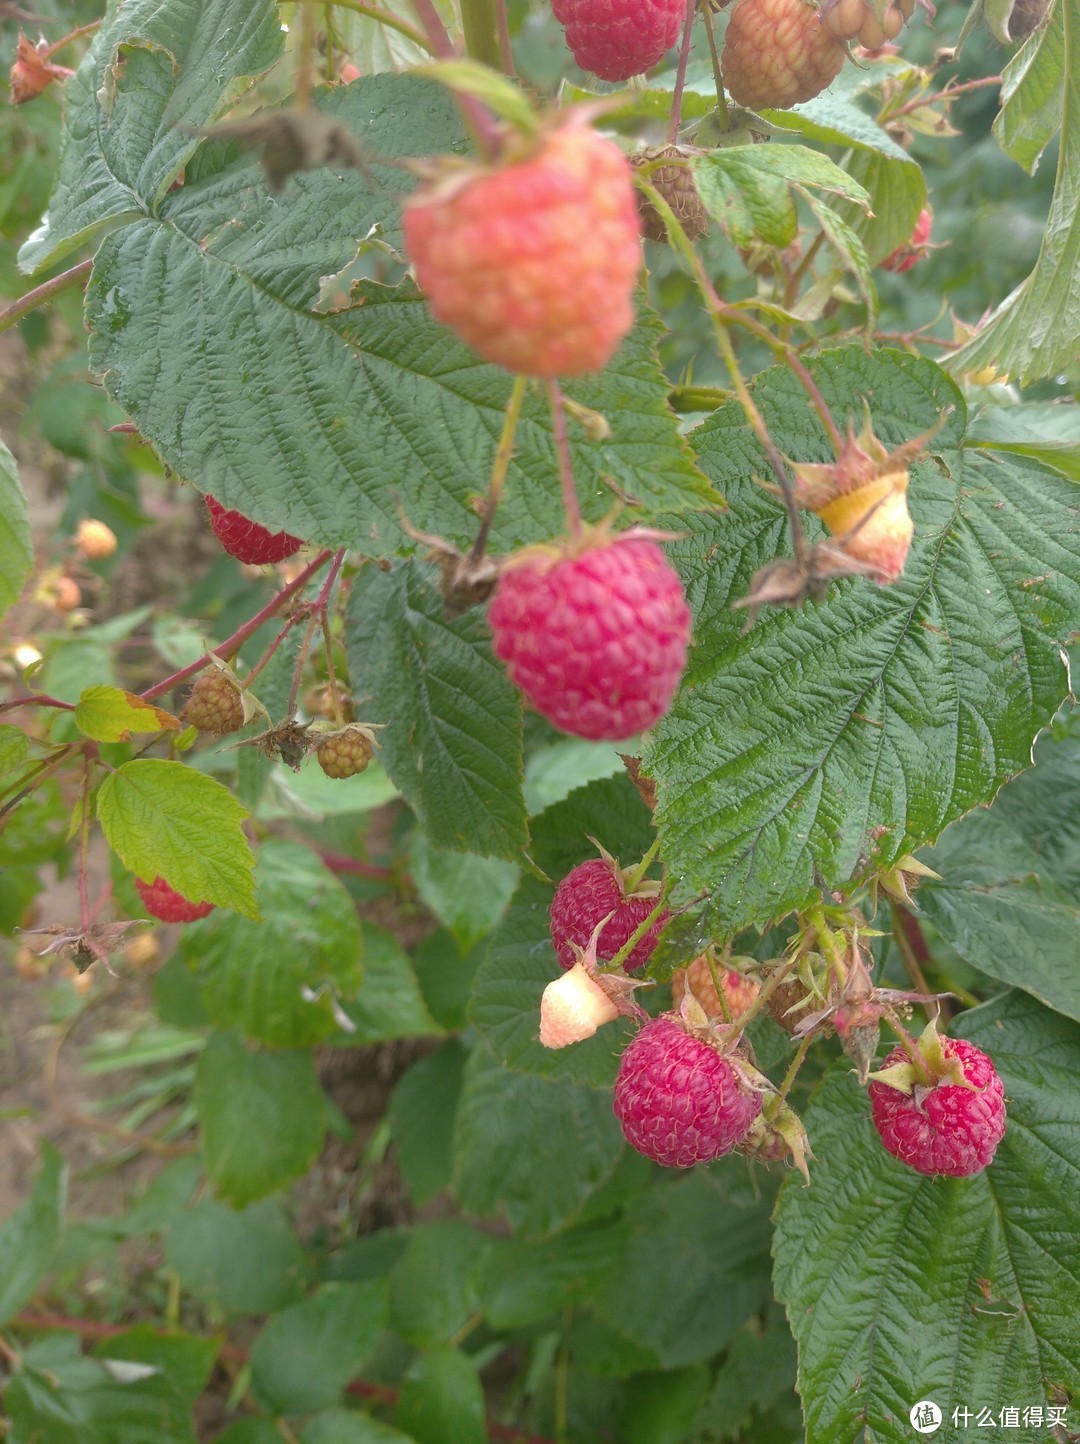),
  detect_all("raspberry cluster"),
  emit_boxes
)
[135,876,215,923]
[205,496,304,565]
